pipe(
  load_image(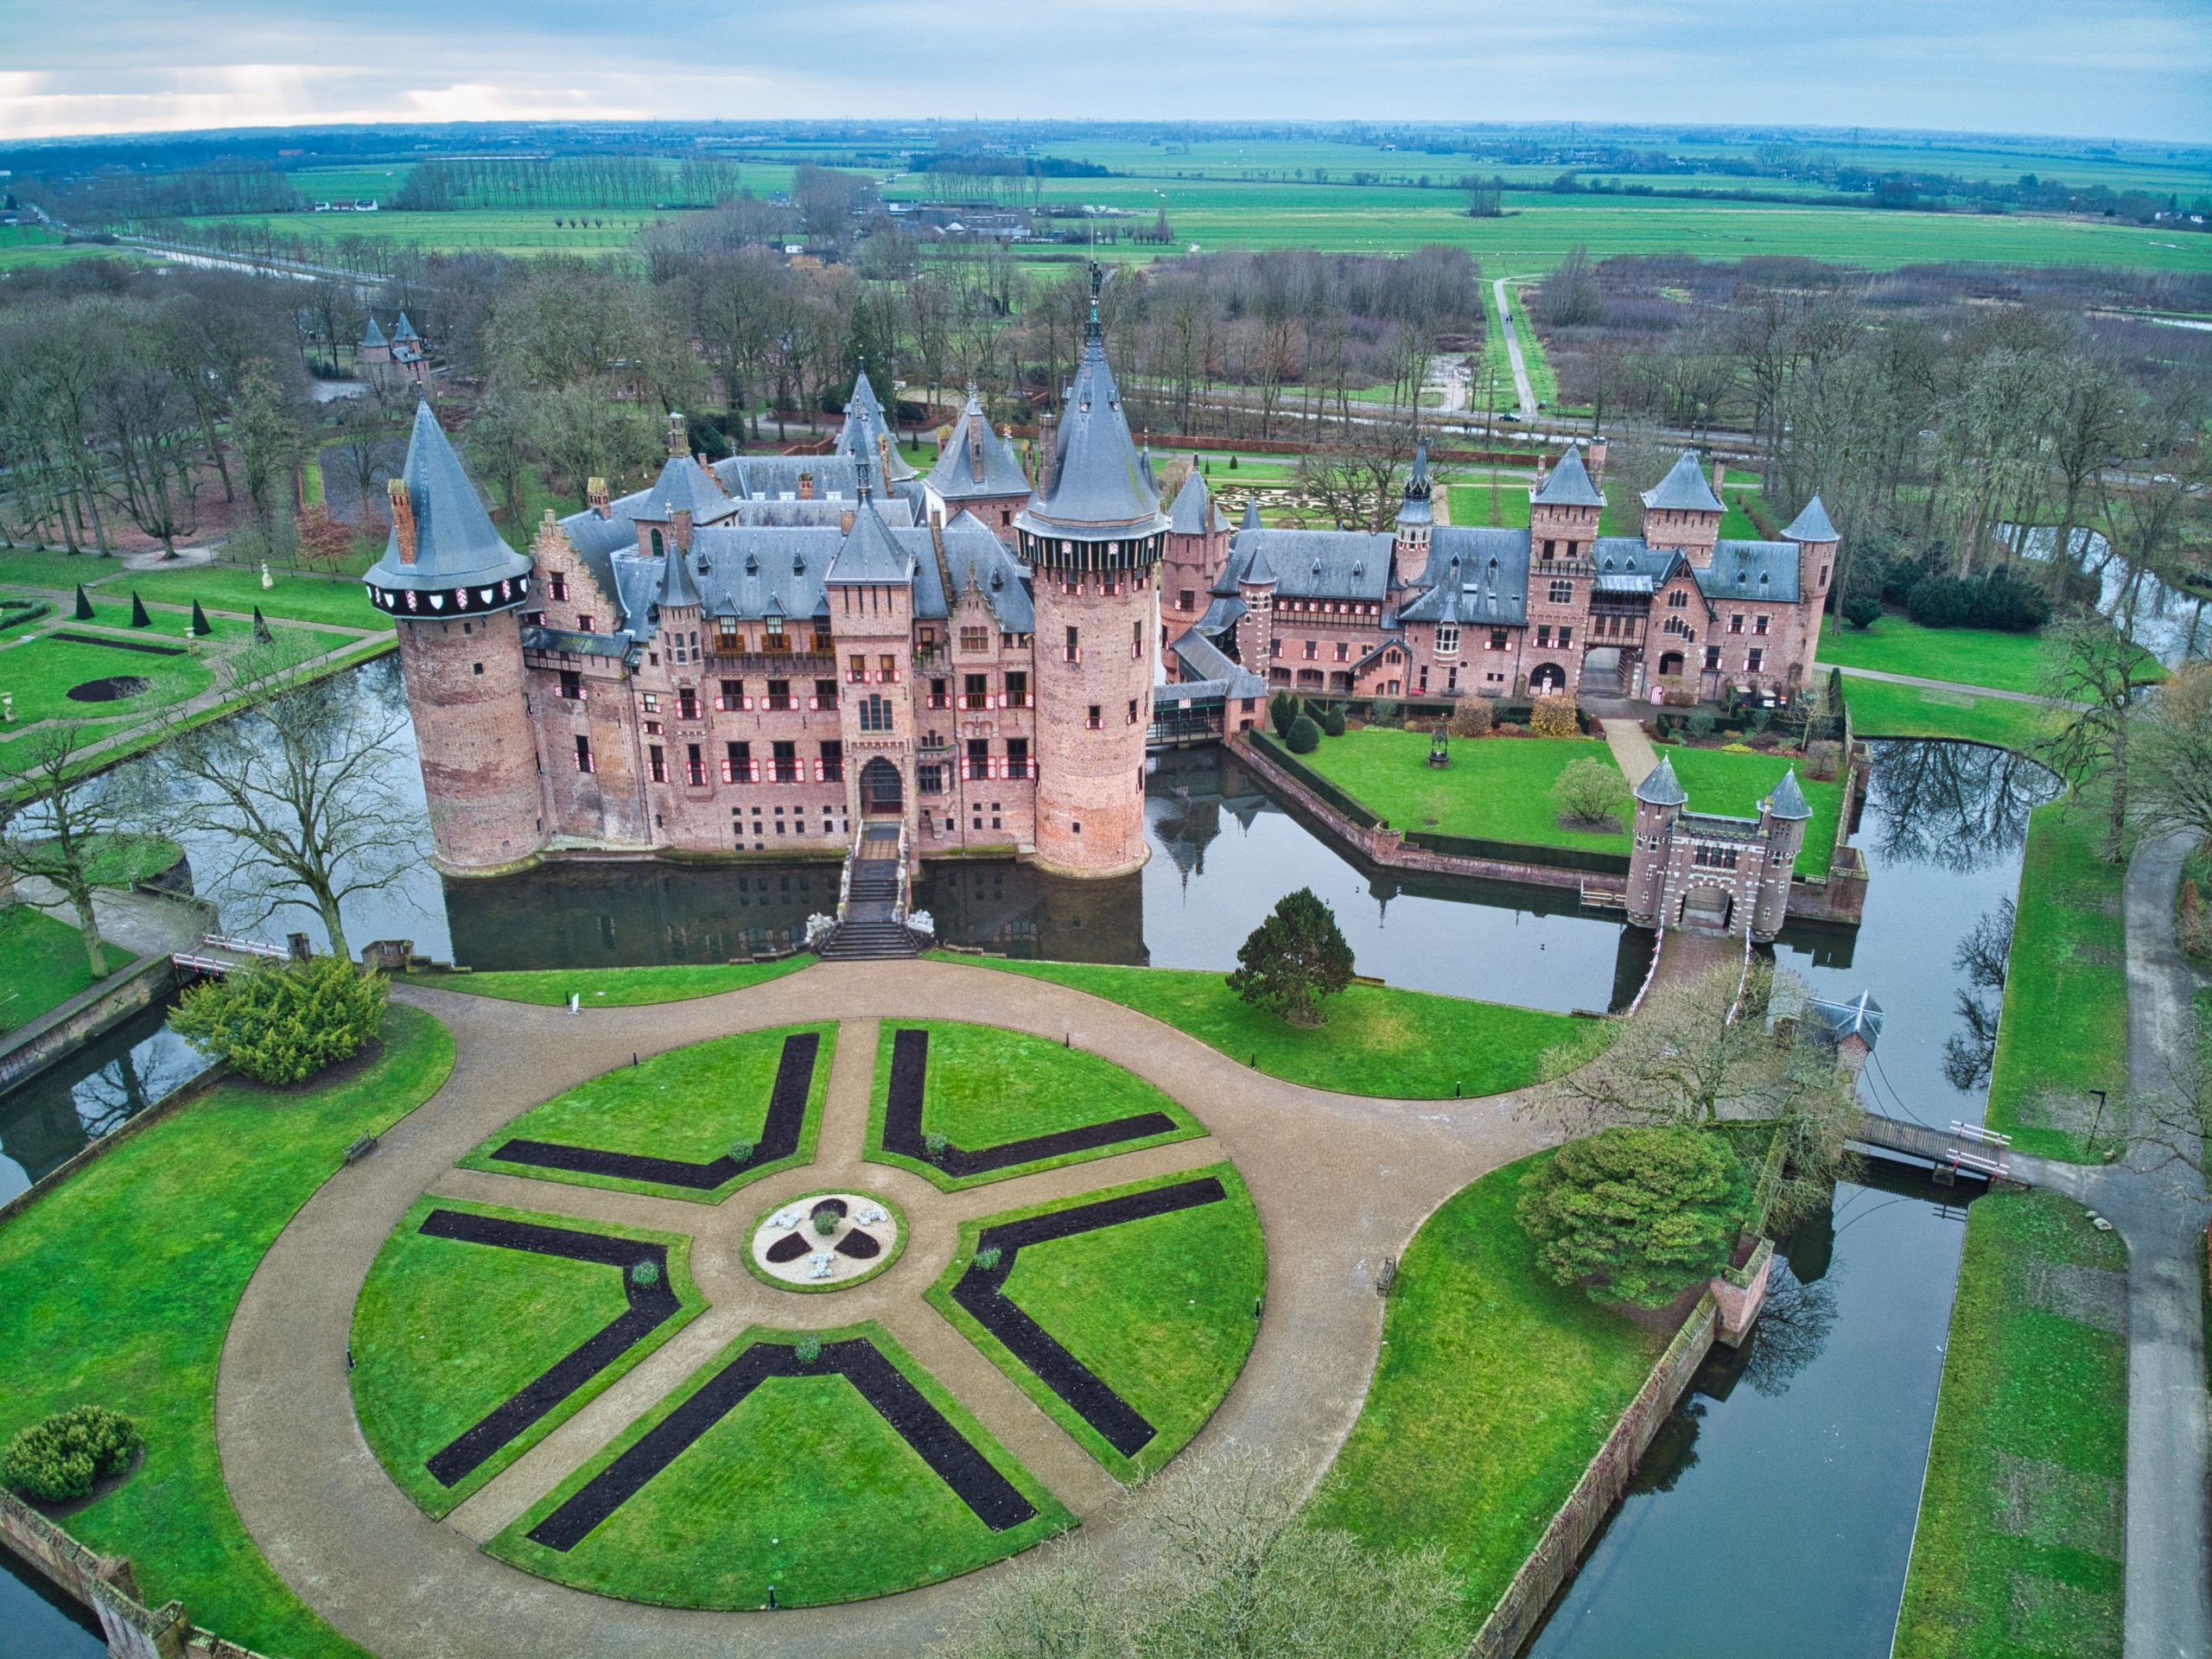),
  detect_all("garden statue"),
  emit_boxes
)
[260,561,274,590]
